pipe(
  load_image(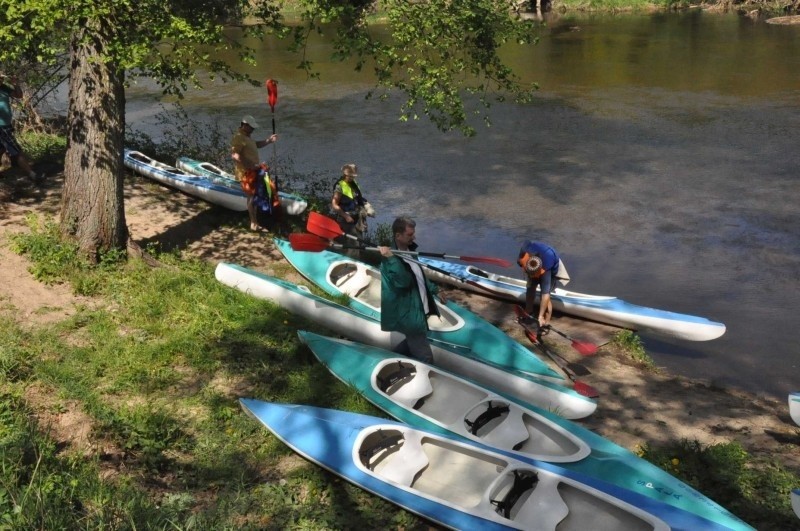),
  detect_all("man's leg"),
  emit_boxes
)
[246,196,259,230]
[404,334,434,364]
